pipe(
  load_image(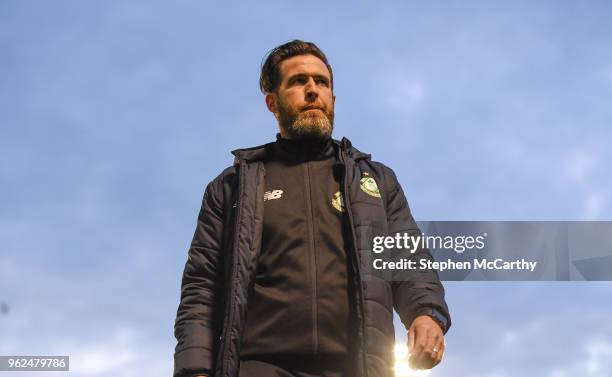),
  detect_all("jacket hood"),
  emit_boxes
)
[231,136,371,164]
